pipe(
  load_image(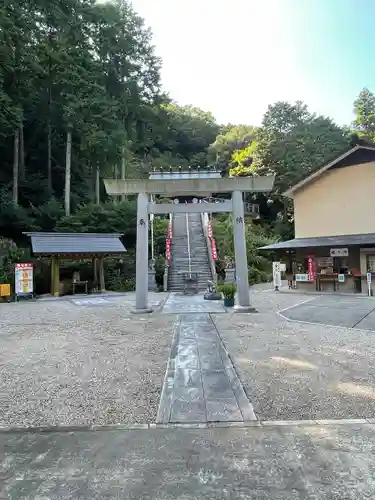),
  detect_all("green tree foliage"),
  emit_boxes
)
[225,101,350,239]
[0,0,161,236]
[56,200,137,245]
[208,125,257,173]
[253,101,349,192]
[212,215,276,285]
[146,104,220,169]
[353,87,375,141]
[0,0,220,242]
